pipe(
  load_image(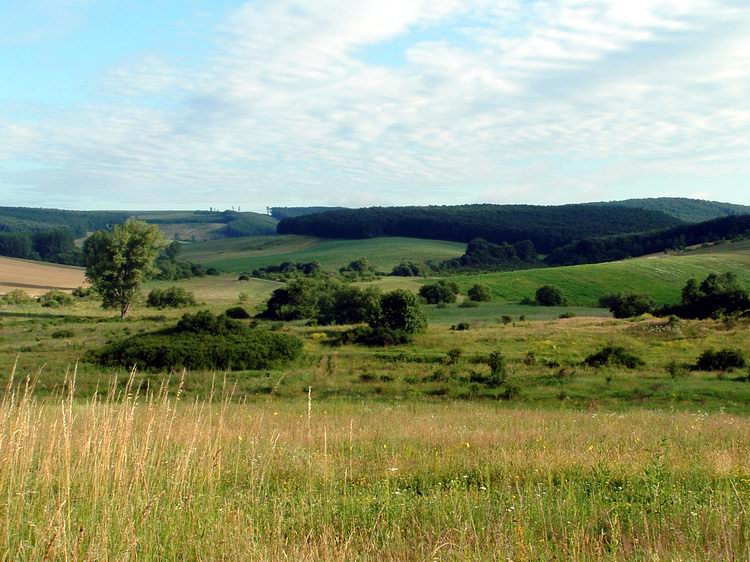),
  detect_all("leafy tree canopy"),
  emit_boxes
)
[84,219,164,319]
